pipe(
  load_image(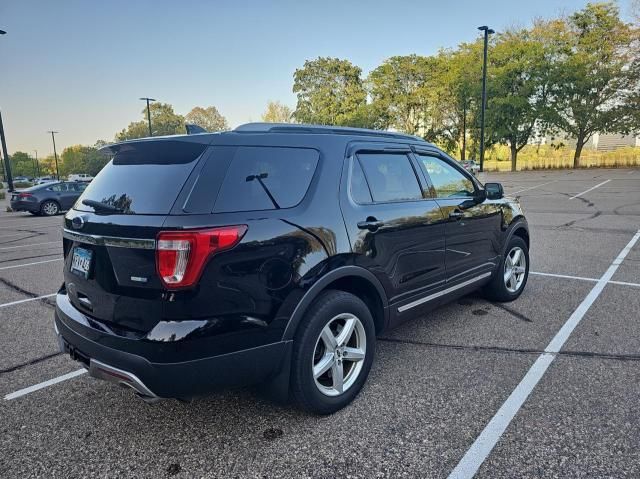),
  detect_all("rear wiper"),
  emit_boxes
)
[246,173,280,209]
[82,199,124,214]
